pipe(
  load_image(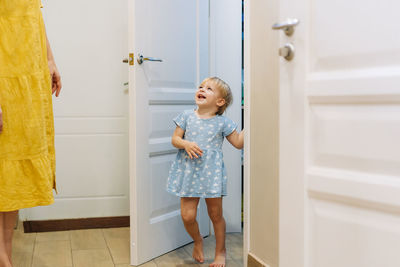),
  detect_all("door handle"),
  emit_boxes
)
[137,54,163,65]
[272,18,299,36]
